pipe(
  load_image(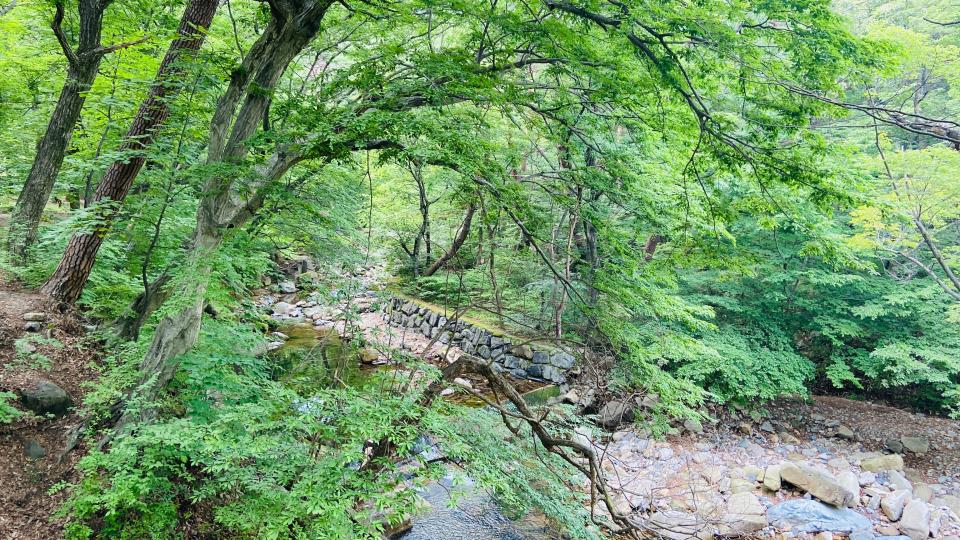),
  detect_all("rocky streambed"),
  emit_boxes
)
[256,268,960,540]
[585,402,960,540]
